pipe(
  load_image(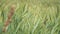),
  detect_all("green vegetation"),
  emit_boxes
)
[0,0,60,34]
